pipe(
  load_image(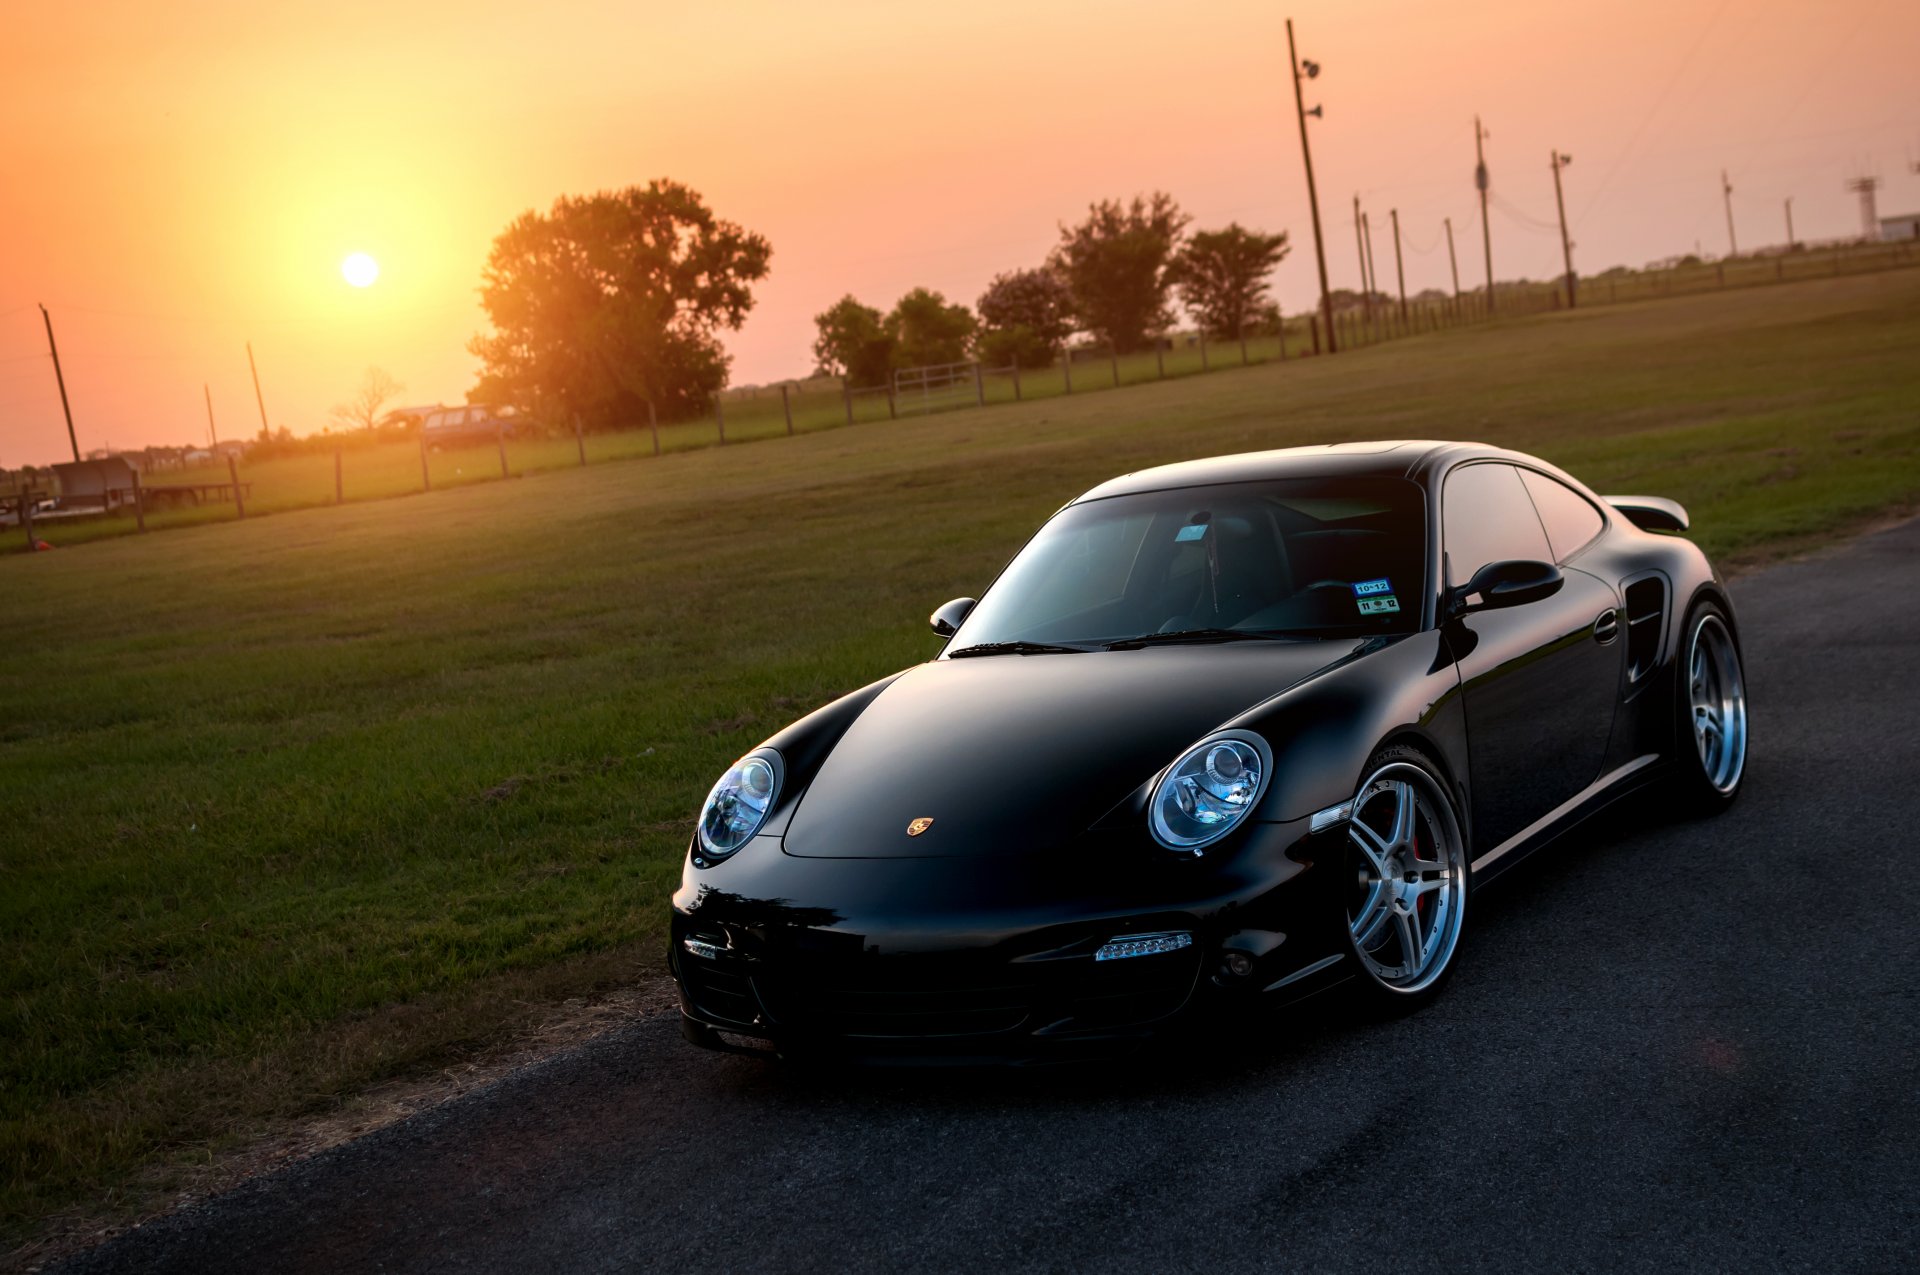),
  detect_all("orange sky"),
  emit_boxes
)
[3,0,1914,467]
